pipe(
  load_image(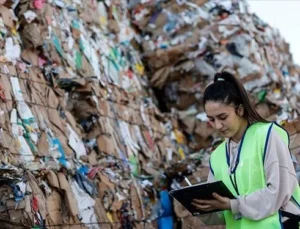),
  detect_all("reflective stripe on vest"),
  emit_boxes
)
[210,122,300,229]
